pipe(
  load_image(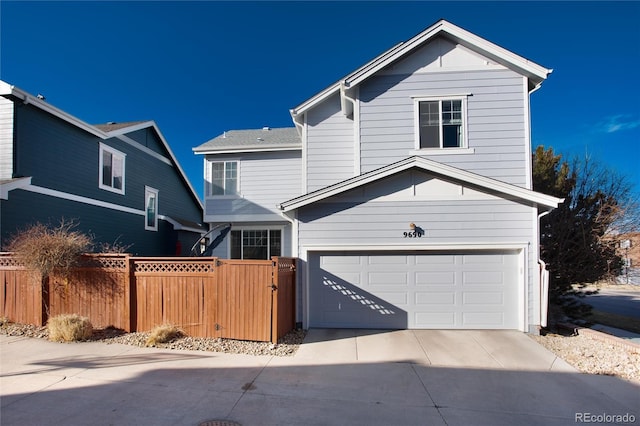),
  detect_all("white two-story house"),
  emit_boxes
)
[193,20,562,333]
